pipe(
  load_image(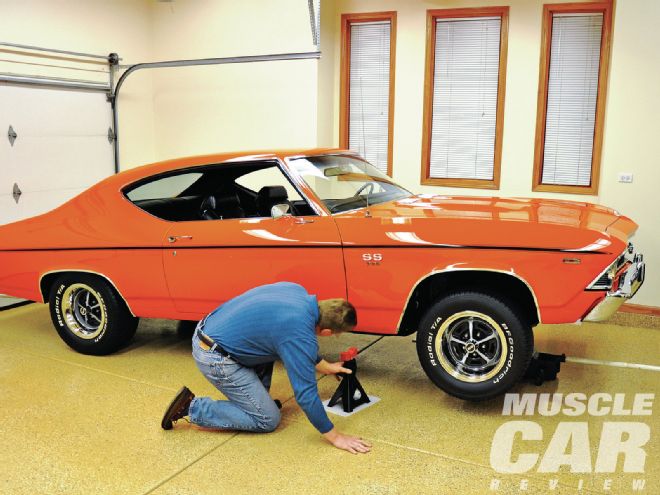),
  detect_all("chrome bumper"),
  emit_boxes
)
[584,252,646,322]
